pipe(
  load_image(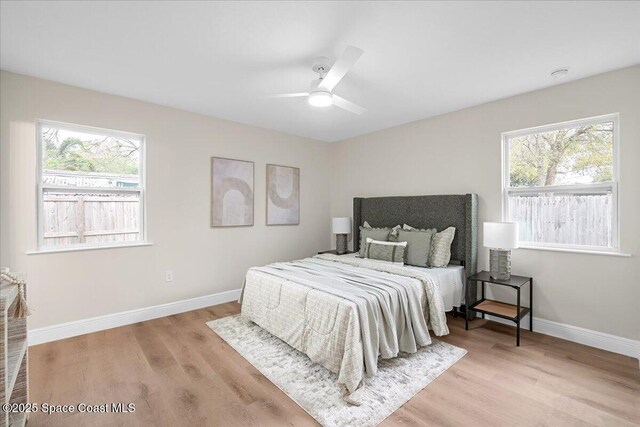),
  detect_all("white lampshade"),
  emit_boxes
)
[332,217,352,234]
[483,222,519,249]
